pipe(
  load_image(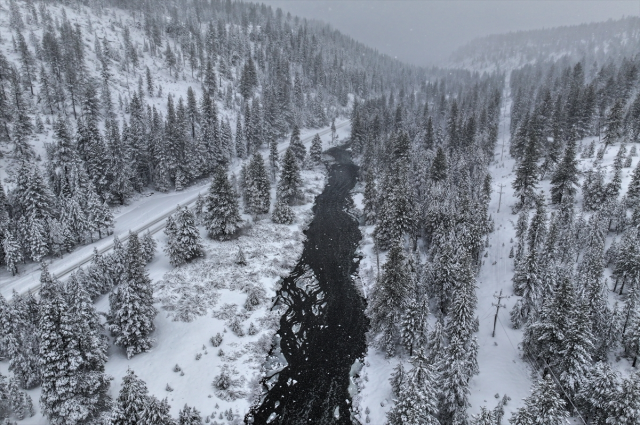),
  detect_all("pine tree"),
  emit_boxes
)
[446,253,478,344]
[310,133,322,164]
[111,369,151,425]
[367,243,413,357]
[550,139,579,204]
[558,298,594,399]
[205,166,242,240]
[374,160,414,250]
[431,147,448,182]
[105,120,134,205]
[272,197,295,224]
[16,31,35,96]
[244,153,271,216]
[289,125,306,165]
[576,362,620,424]
[603,99,624,147]
[508,376,568,425]
[439,336,471,425]
[108,233,157,358]
[512,130,540,209]
[140,231,157,264]
[164,44,176,77]
[426,319,446,367]
[2,231,22,275]
[39,264,111,424]
[235,118,246,159]
[7,290,40,390]
[178,404,203,425]
[401,300,429,356]
[164,206,203,266]
[627,159,640,207]
[277,147,303,205]
[269,137,279,181]
[609,371,640,425]
[8,68,34,161]
[141,396,173,425]
[387,350,440,425]
[472,407,494,425]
